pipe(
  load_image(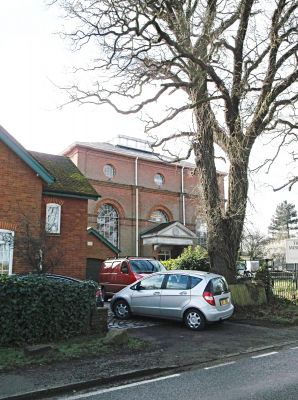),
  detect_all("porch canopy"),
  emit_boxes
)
[141,221,197,247]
